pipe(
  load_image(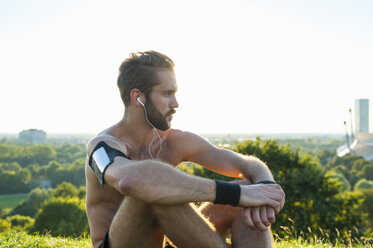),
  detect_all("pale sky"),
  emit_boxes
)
[1,0,373,135]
